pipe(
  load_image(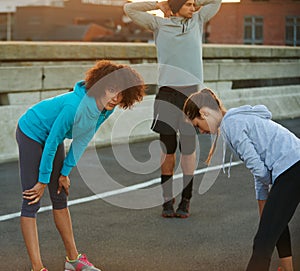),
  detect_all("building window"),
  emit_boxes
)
[244,16,263,45]
[286,16,300,46]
